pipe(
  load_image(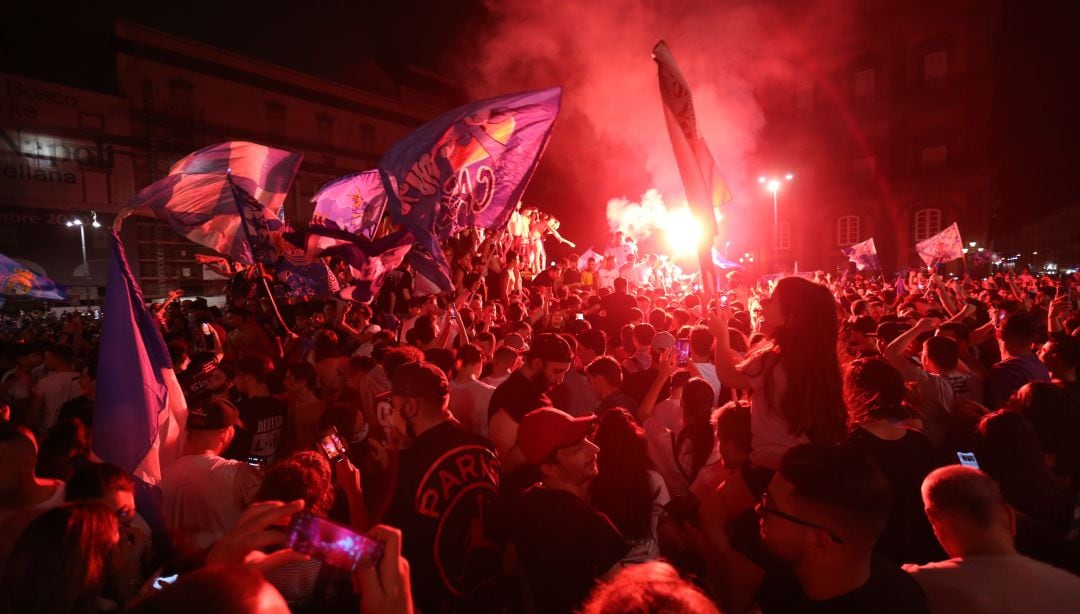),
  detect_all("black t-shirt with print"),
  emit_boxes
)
[758,555,929,614]
[509,486,628,614]
[385,420,502,612]
[226,395,288,467]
